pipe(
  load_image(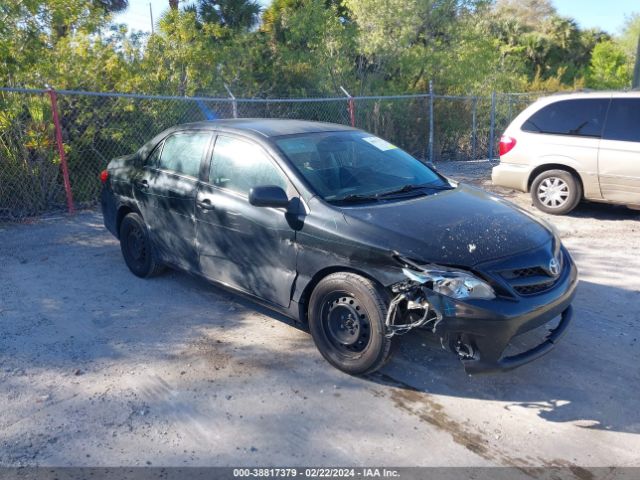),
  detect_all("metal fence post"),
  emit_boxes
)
[488,91,496,161]
[340,86,355,127]
[471,96,477,161]
[47,88,75,215]
[224,83,238,118]
[428,80,434,163]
